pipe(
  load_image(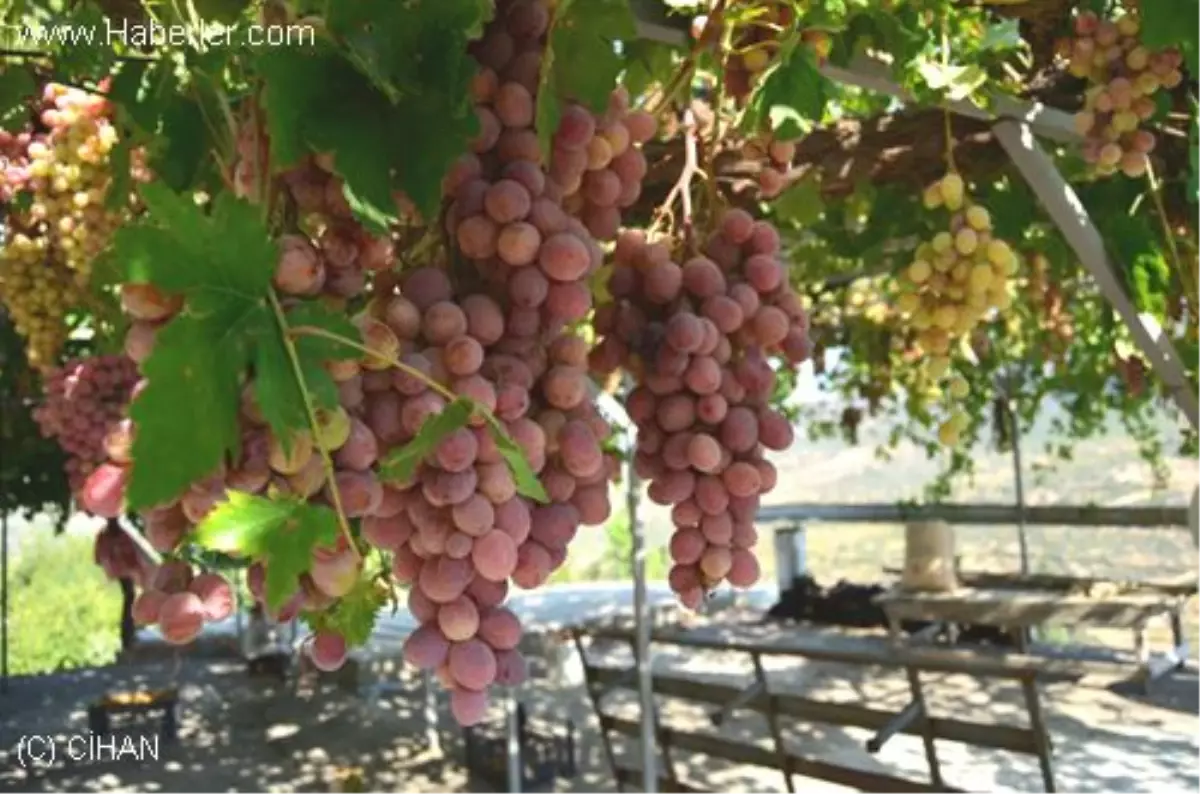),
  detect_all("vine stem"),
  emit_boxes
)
[266,290,360,560]
[647,0,729,117]
[288,324,459,404]
[653,109,702,252]
[1144,159,1197,310]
